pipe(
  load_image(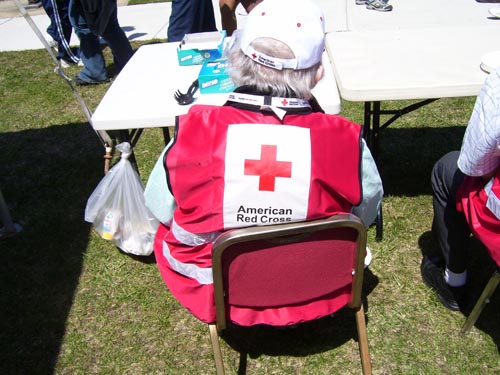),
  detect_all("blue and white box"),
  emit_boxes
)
[197,58,236,94]
[177,31,226,66]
